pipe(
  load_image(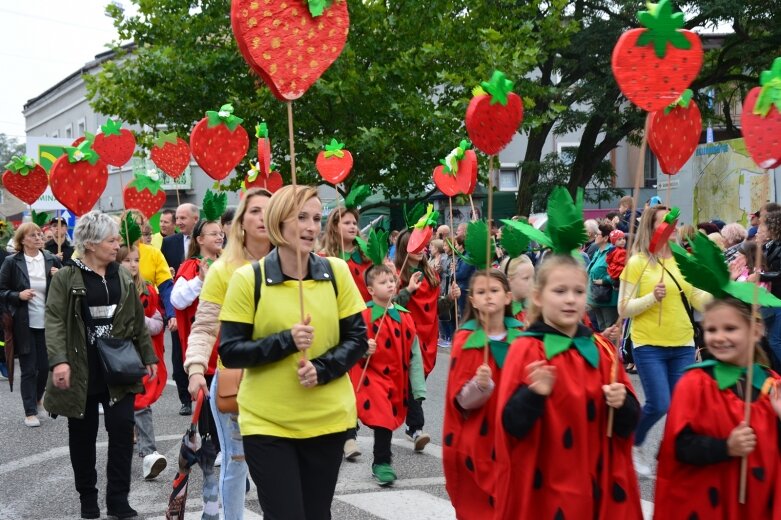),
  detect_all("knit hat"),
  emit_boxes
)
[609,229,625,245]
